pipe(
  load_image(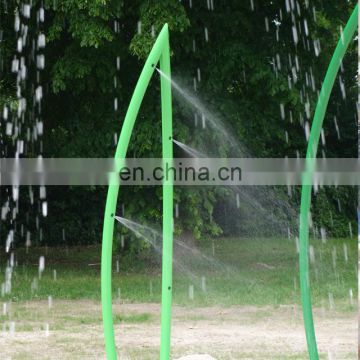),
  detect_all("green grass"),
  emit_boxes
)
[113,312,152,323]
[0,237,356,309]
